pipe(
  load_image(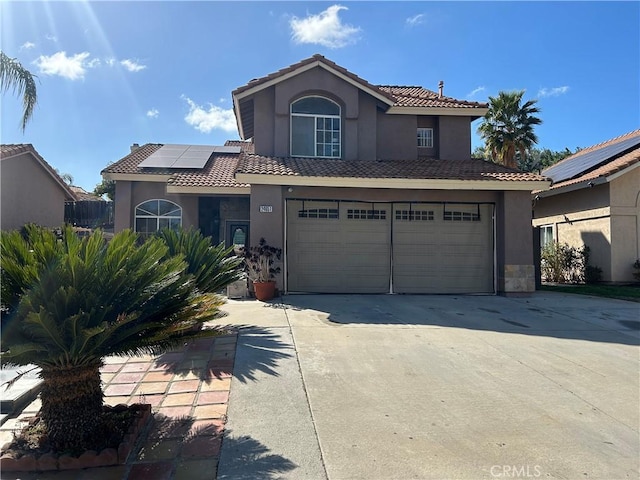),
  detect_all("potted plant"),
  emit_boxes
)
[240,238,282,301]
